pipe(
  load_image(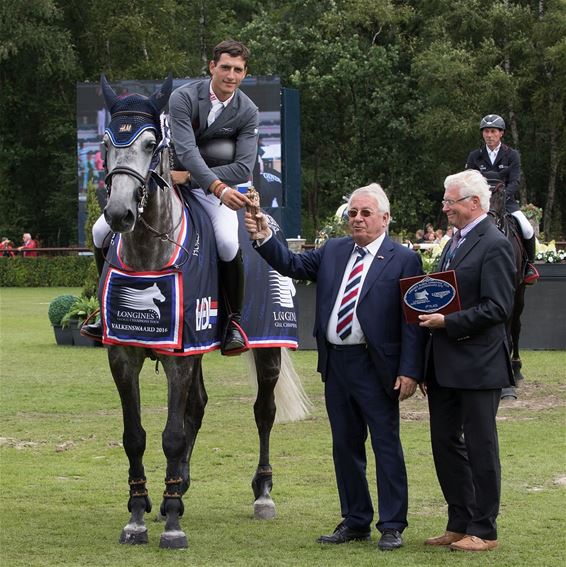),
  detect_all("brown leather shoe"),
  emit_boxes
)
[449,535,498,552]
[425,531,466,546]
